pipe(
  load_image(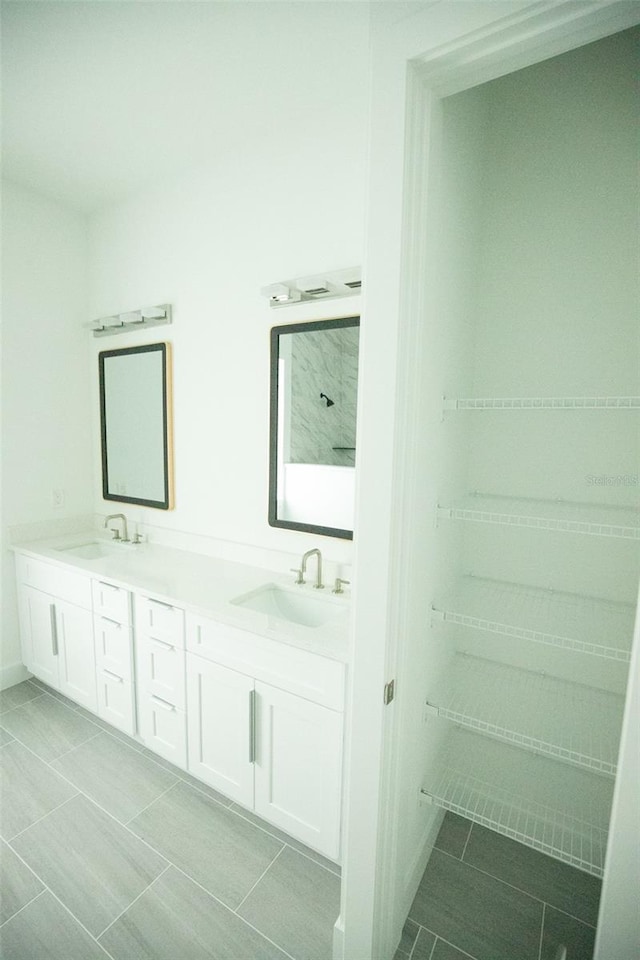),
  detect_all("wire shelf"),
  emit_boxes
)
[437,495,640,540]
[422,728,613,876]
[444,396,640,411]
[433,576,635,661]
[427,654,624,775]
